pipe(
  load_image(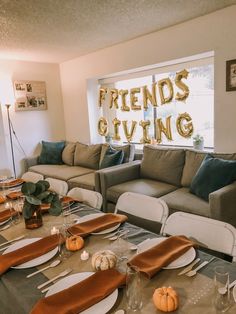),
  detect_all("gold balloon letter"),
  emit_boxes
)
[158,78,174,105]
[130,88,141,111]
[98,88,107,107]
[98,117,108,136]
[122,120,137,142]
[176,112,193,138]
[139,120,151,144]
[112,118,121,141]
[142,83,158,110]
[175,69,190,101]
[119,89,130,111]
[155,116,173,143]
[109,89,119,109]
